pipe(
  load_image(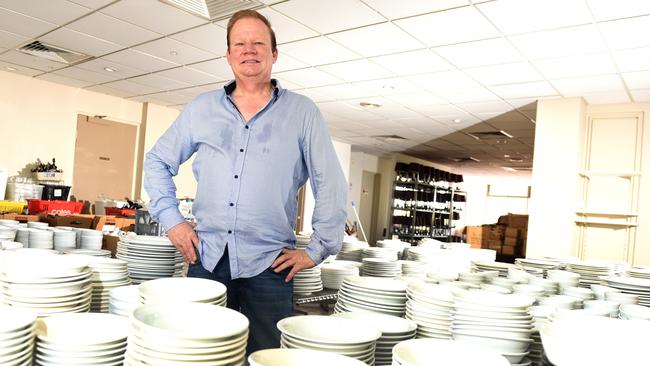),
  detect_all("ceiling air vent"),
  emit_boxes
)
[373,135,406,142]
[161,0,263,20]
[466,130,513,140]
[448,157,480,163]
[18,41,91,64]
[502,165,533,172]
